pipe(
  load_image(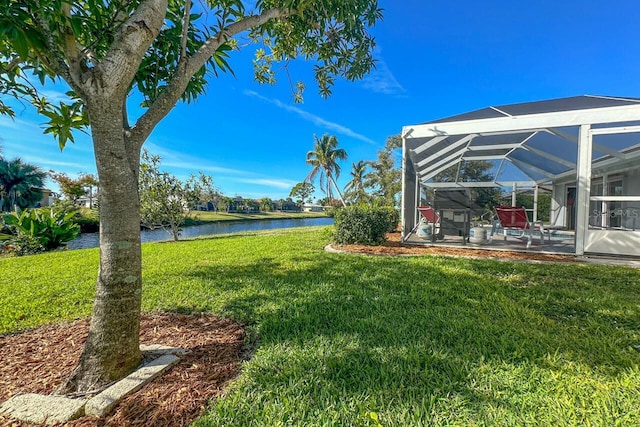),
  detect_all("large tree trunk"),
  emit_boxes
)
[328,175,346,207]
[59,101,143,394]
